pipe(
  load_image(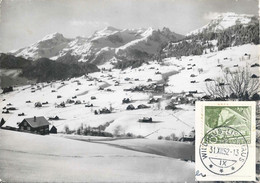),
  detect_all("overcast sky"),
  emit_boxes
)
[0,0,258,52]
